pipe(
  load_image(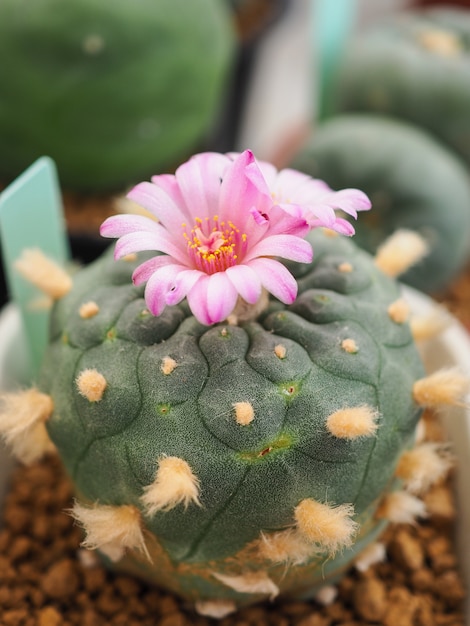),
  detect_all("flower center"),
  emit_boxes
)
[184,216,247,274]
